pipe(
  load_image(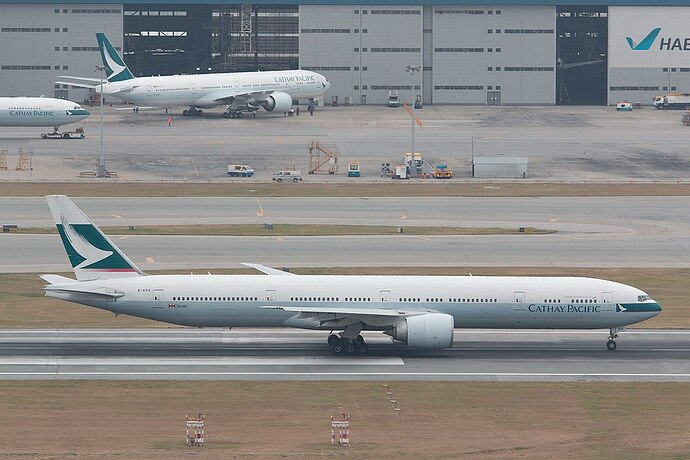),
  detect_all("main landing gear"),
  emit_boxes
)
[607,326,625,351]
[222,110,244,119]
[182,107,203,117]
[328,334,368,354]
[328,322,368,354]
